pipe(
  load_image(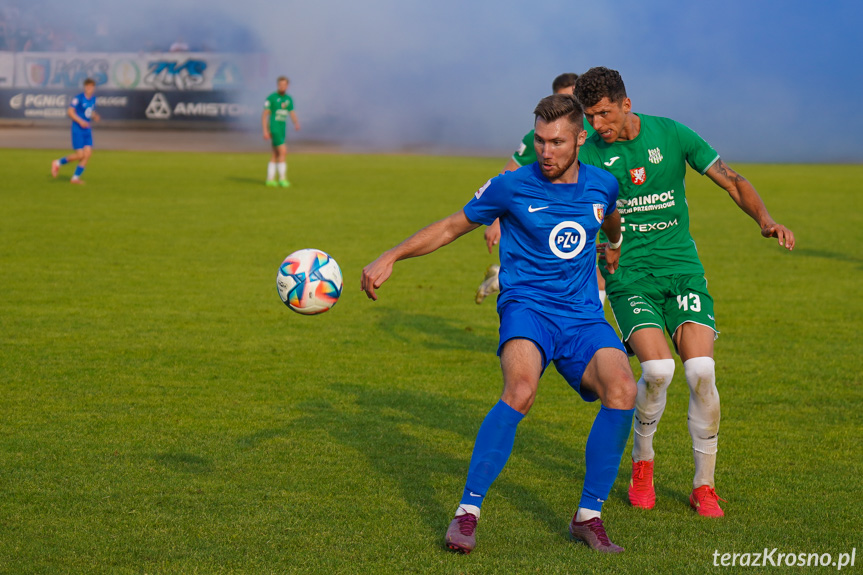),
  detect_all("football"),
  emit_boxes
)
[277,249,343,315]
